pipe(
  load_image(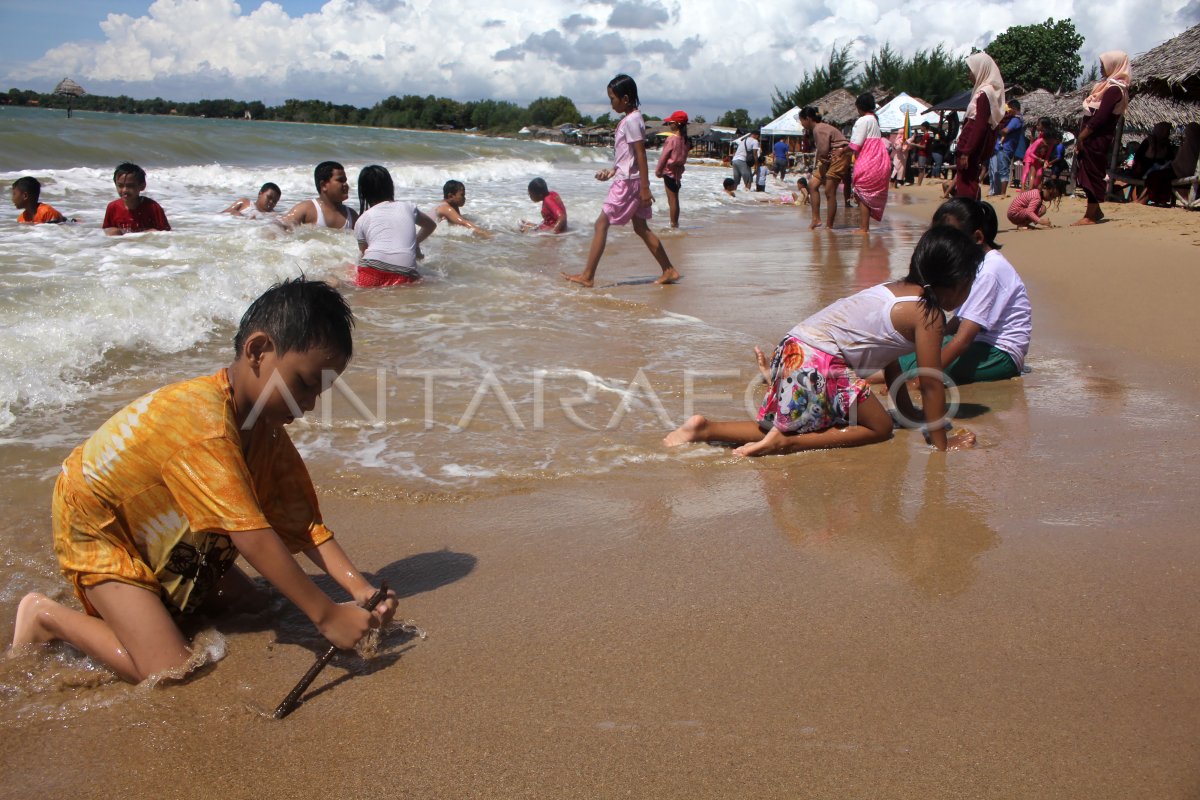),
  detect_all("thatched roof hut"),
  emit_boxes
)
[53,77,86,97]
[1034,87,1200,131]
[806,89,860,127]
[1128,21,1200,100]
